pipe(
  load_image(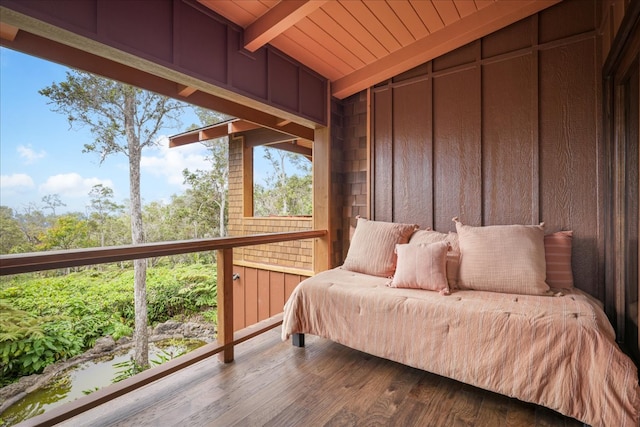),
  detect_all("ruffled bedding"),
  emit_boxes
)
[282,267,640,427]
